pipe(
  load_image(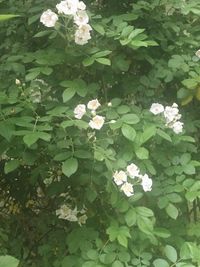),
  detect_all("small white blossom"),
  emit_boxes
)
[15,79,21,85]
[56,0,78,15]
[74,10,89,26]
[164,105,179,123]
[74,104,86,119]
[78,214,87,225]
[89,115,105,130]
[171,121,184,134]
[108,102,112,107]
[126,163,140,179]
[91,110,96,116]
[150,103,164,115]
[78,1,86,10]
[113,170,127,185]
[56,204,78,221]
[87,99,101,110]
[74,24,92,45]
[141,174,152,192]
[121,182,134,197]
[195,49,200,58]
[40,9,58,27]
